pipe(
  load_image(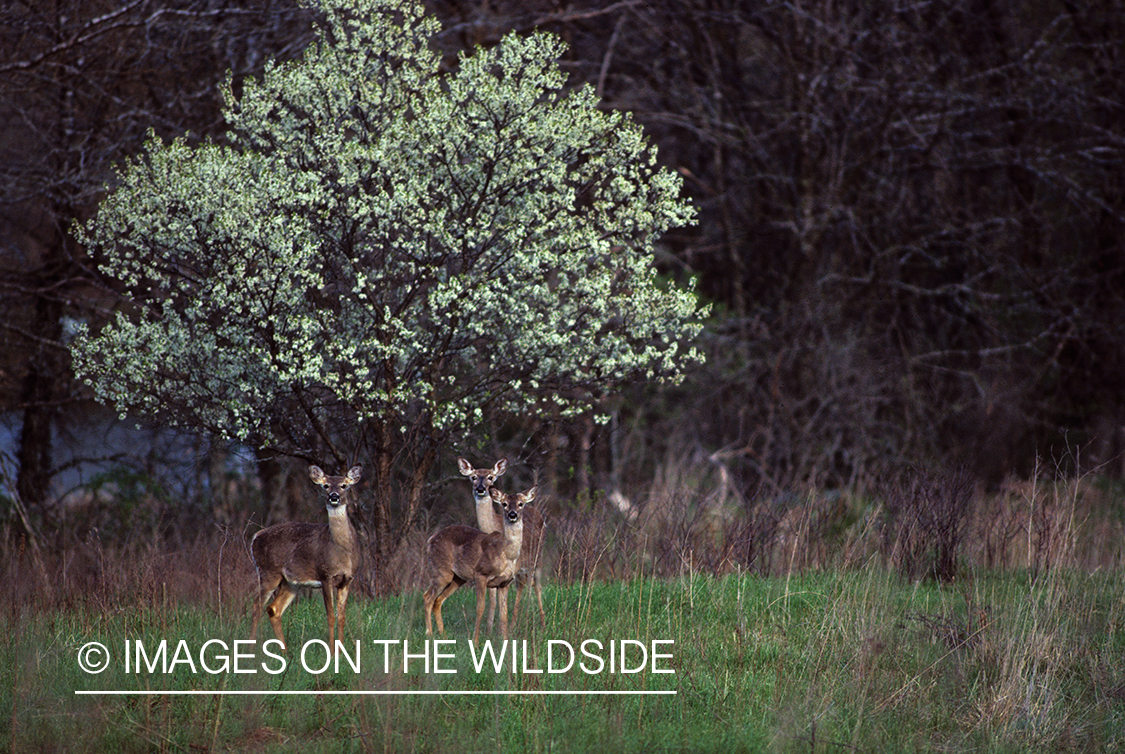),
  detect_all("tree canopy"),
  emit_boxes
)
[68,0,705,551]
[71,0,703,458]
